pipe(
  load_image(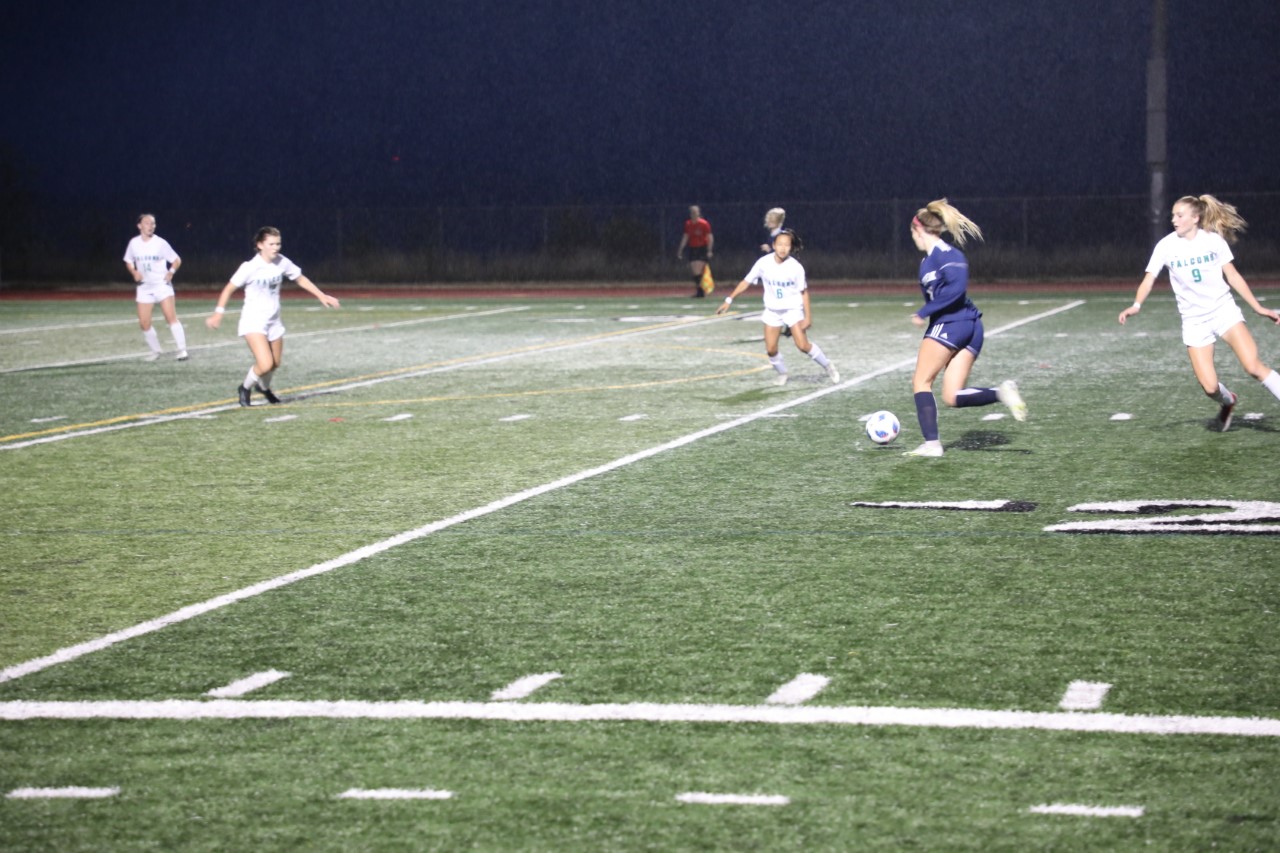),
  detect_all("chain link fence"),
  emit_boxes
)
[5,193,1279,286]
